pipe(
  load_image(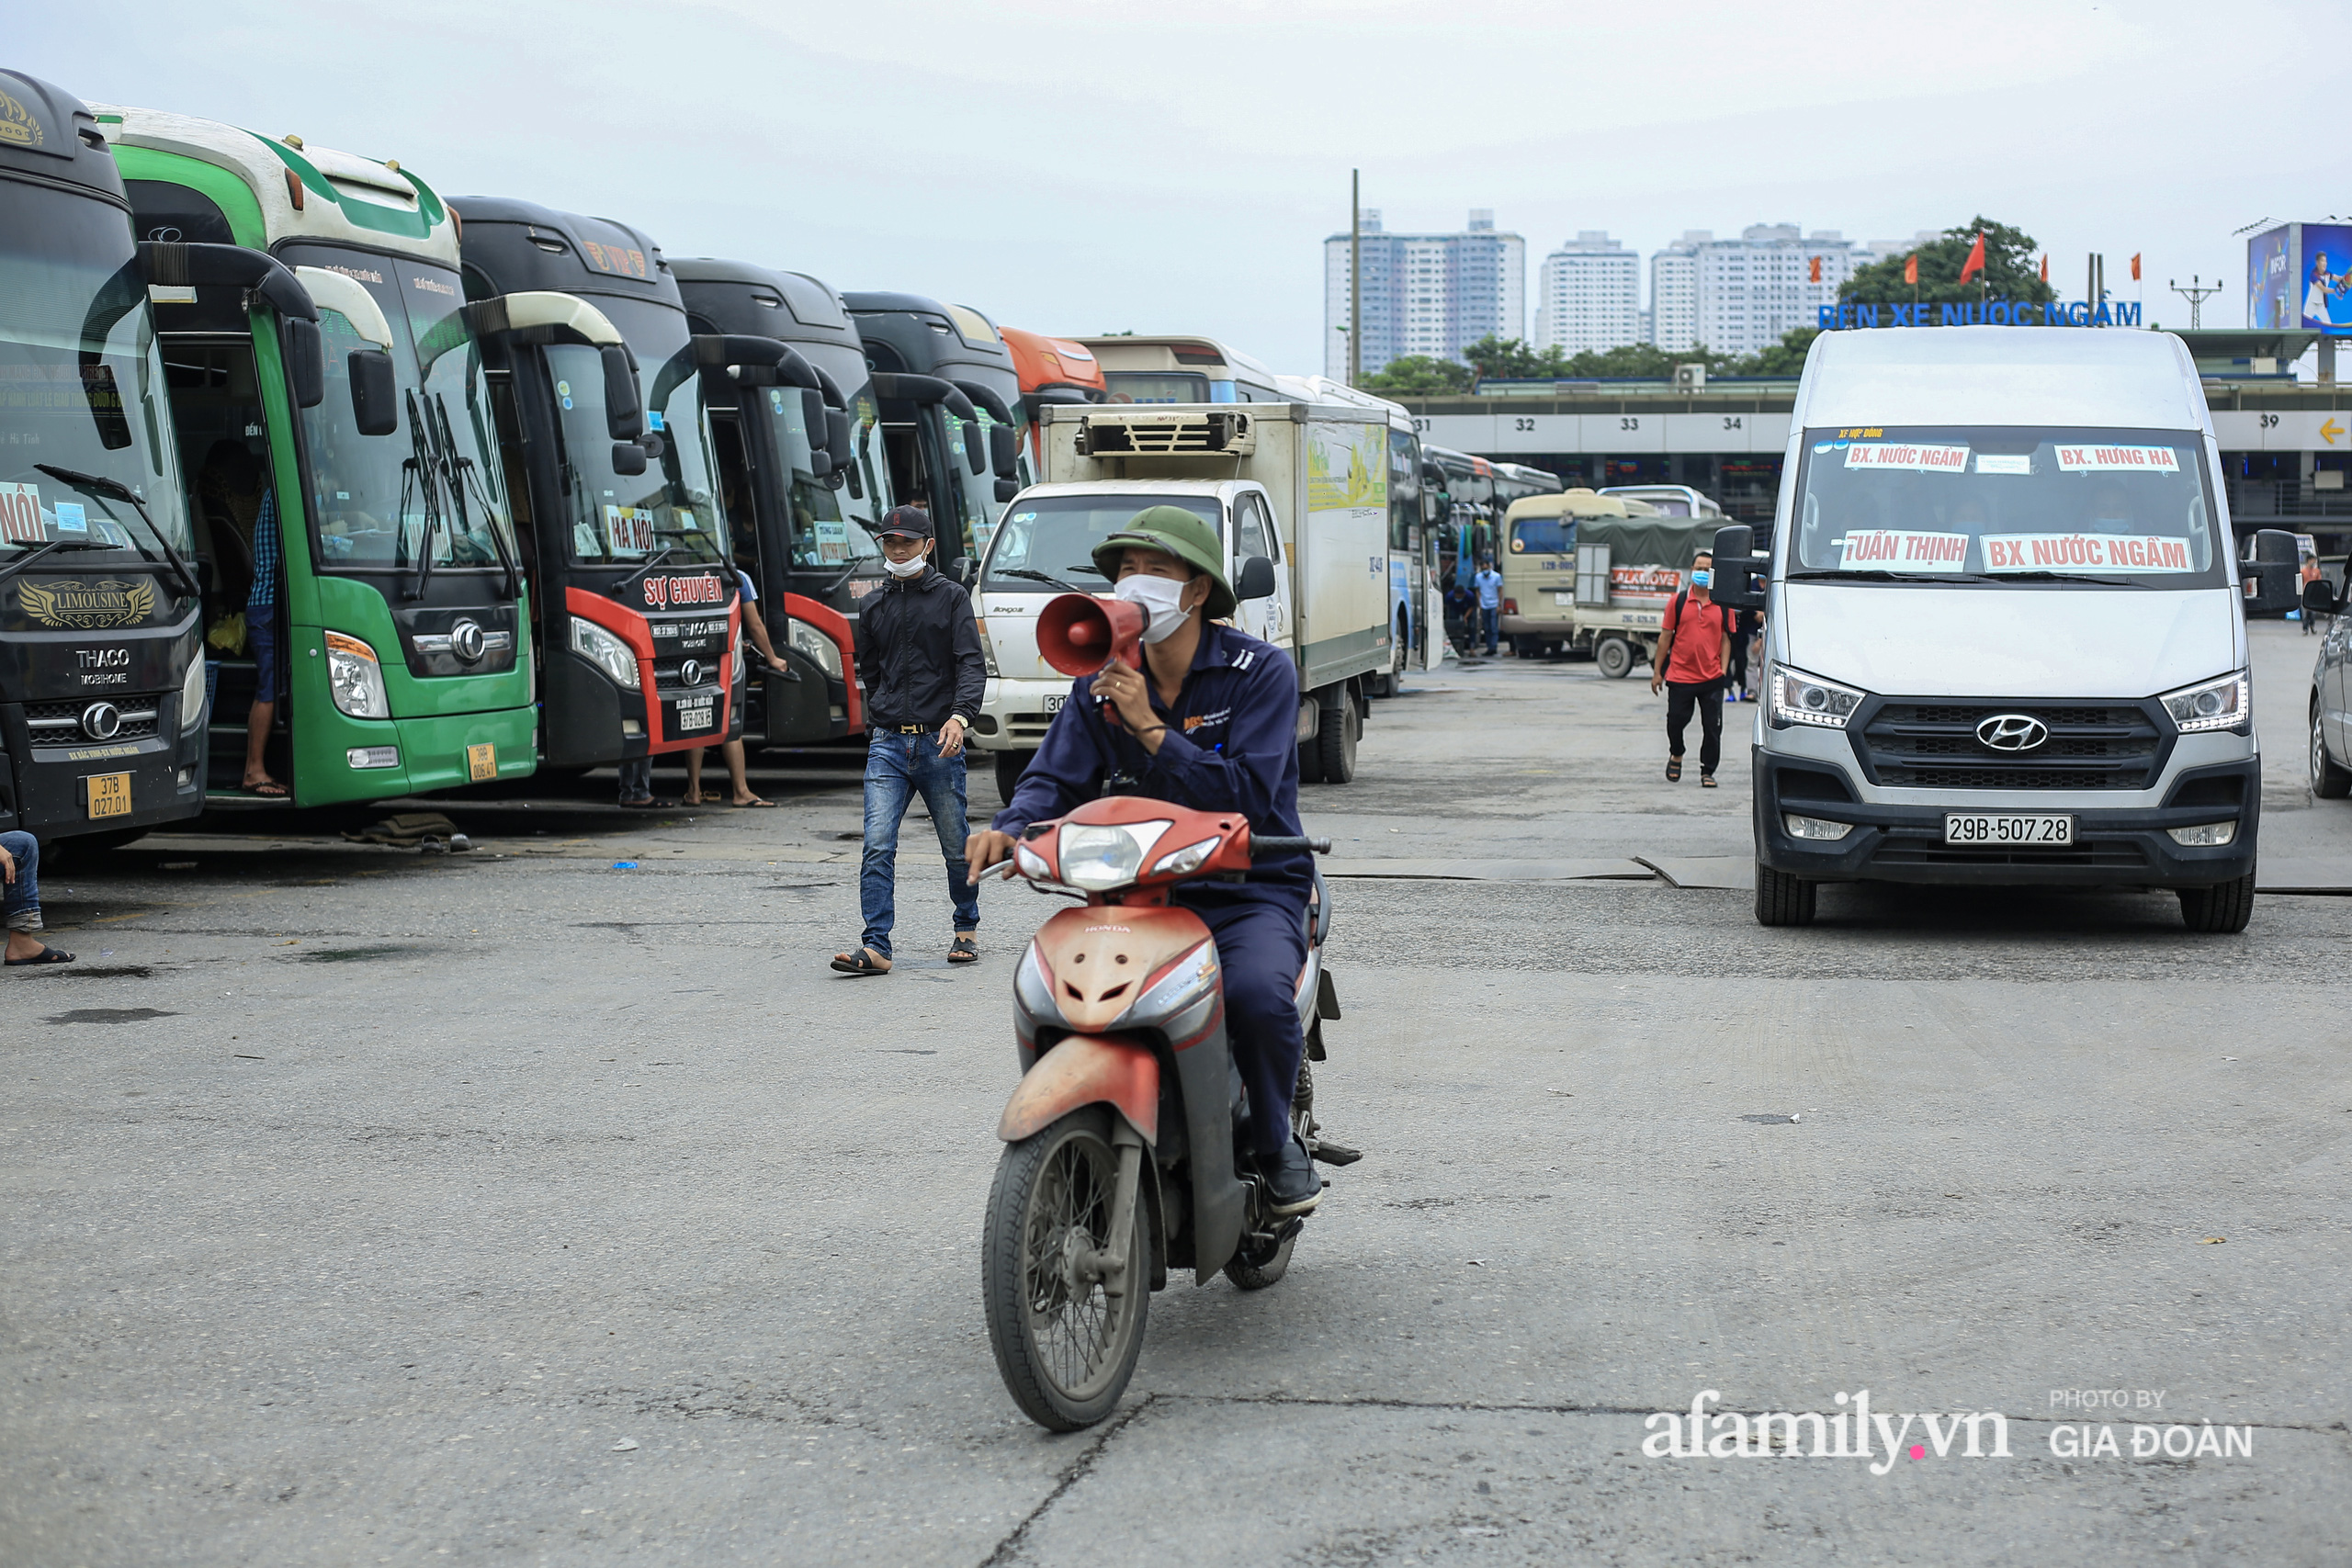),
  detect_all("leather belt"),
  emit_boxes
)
[890,724,929,734]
